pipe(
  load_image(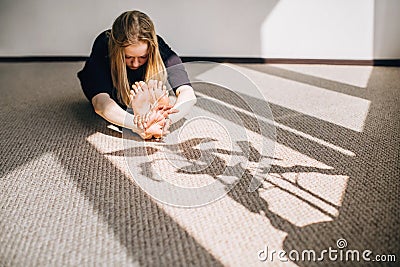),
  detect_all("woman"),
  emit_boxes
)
[77,10,196,139]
